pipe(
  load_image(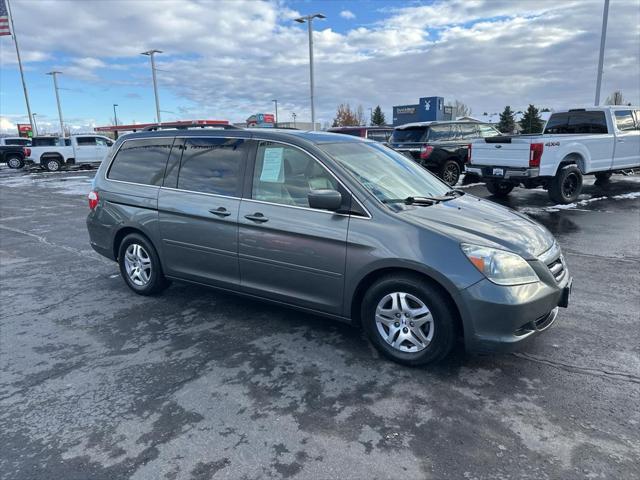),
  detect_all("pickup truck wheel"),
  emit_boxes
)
[43,158,62,172]
[440,160,461,186]
[486,180,515,198]
[7,156,24,169]
[549,165,583,204]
